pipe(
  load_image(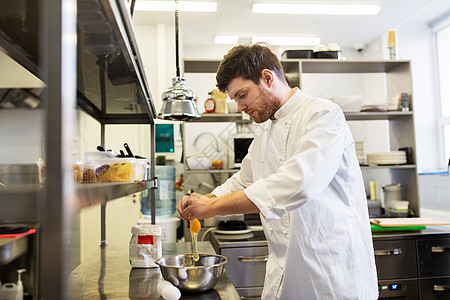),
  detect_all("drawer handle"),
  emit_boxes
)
[237,255,269,262]
[431,246,450,253]
[240,297,261,300]
[374,249,402,256]
[433,285,450,291]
